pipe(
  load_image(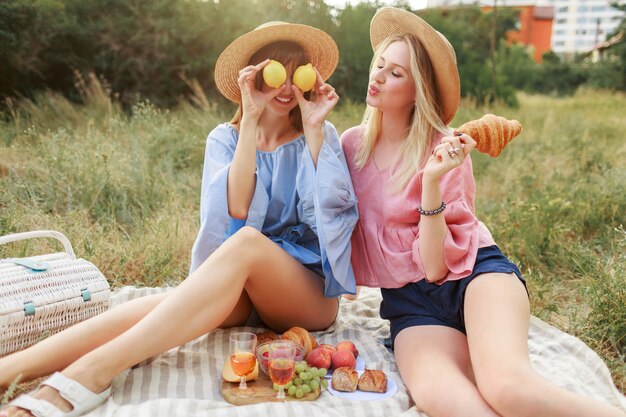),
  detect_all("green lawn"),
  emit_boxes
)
[1,87,624,393]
